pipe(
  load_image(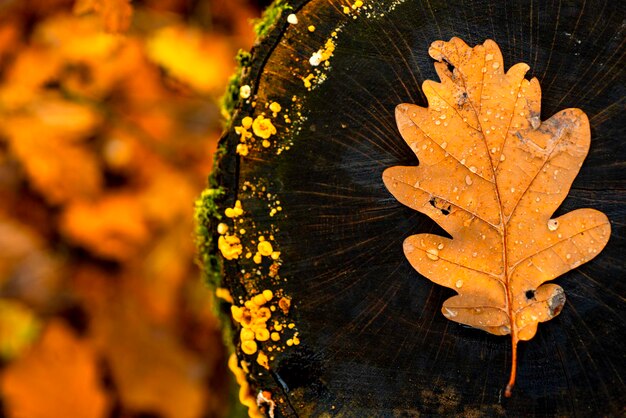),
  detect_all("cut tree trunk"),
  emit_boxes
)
[200,0,625,416]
